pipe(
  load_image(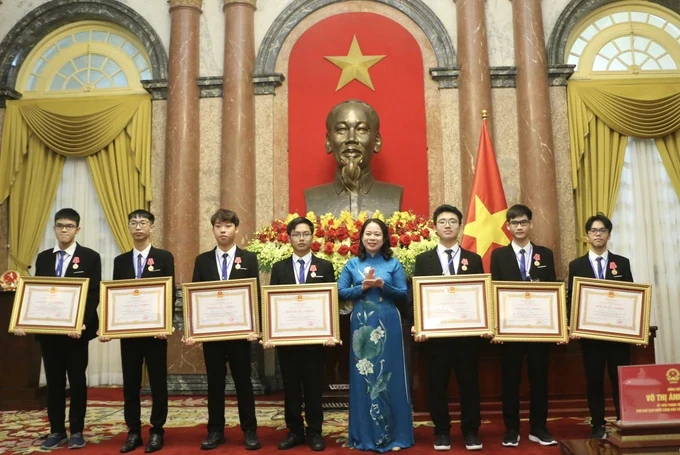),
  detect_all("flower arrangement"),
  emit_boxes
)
[246,210,439,279]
